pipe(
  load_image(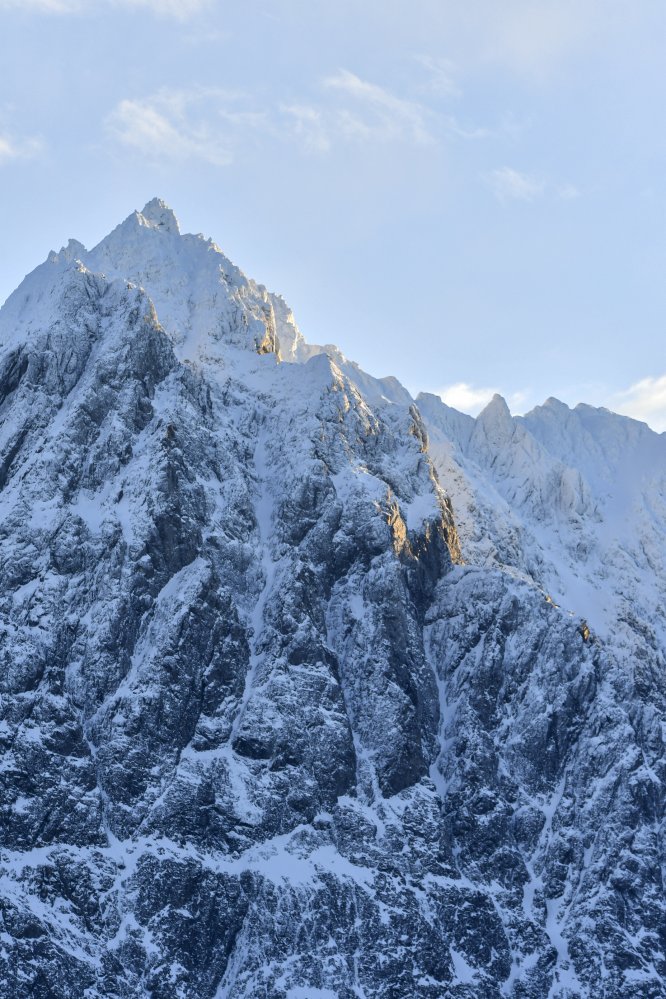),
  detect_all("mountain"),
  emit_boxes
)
[0,200,663,998]
[418,389,666,654]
